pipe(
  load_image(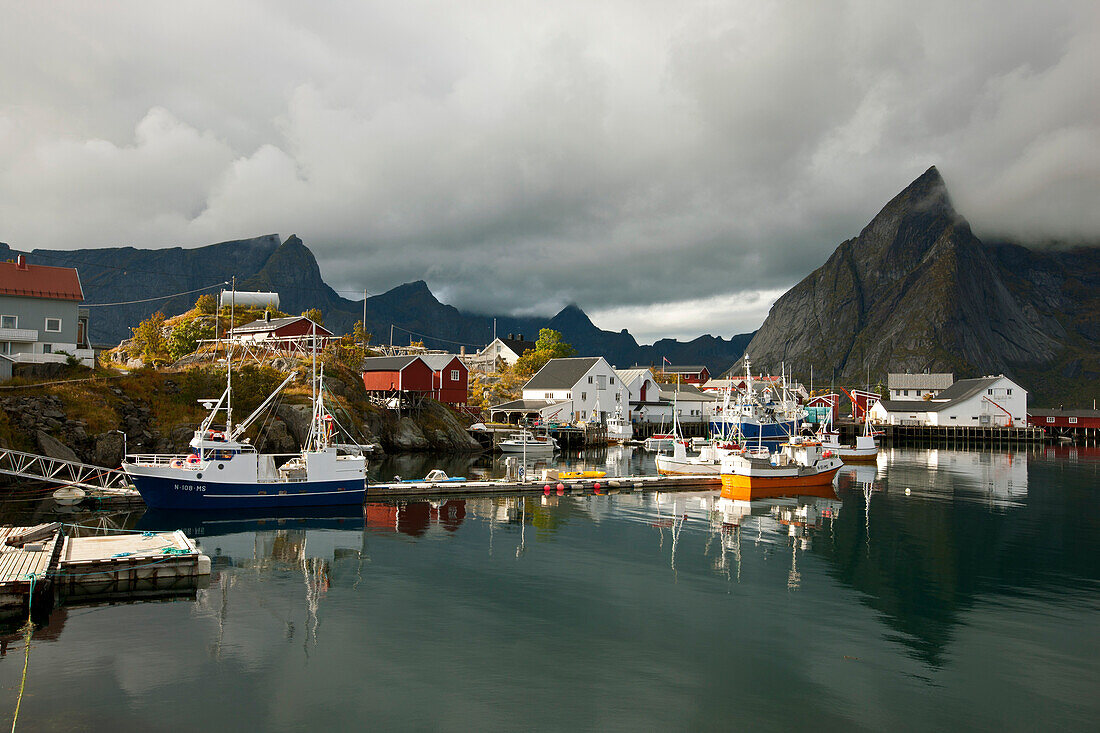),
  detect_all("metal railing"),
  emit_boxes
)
[0,447,136,494]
